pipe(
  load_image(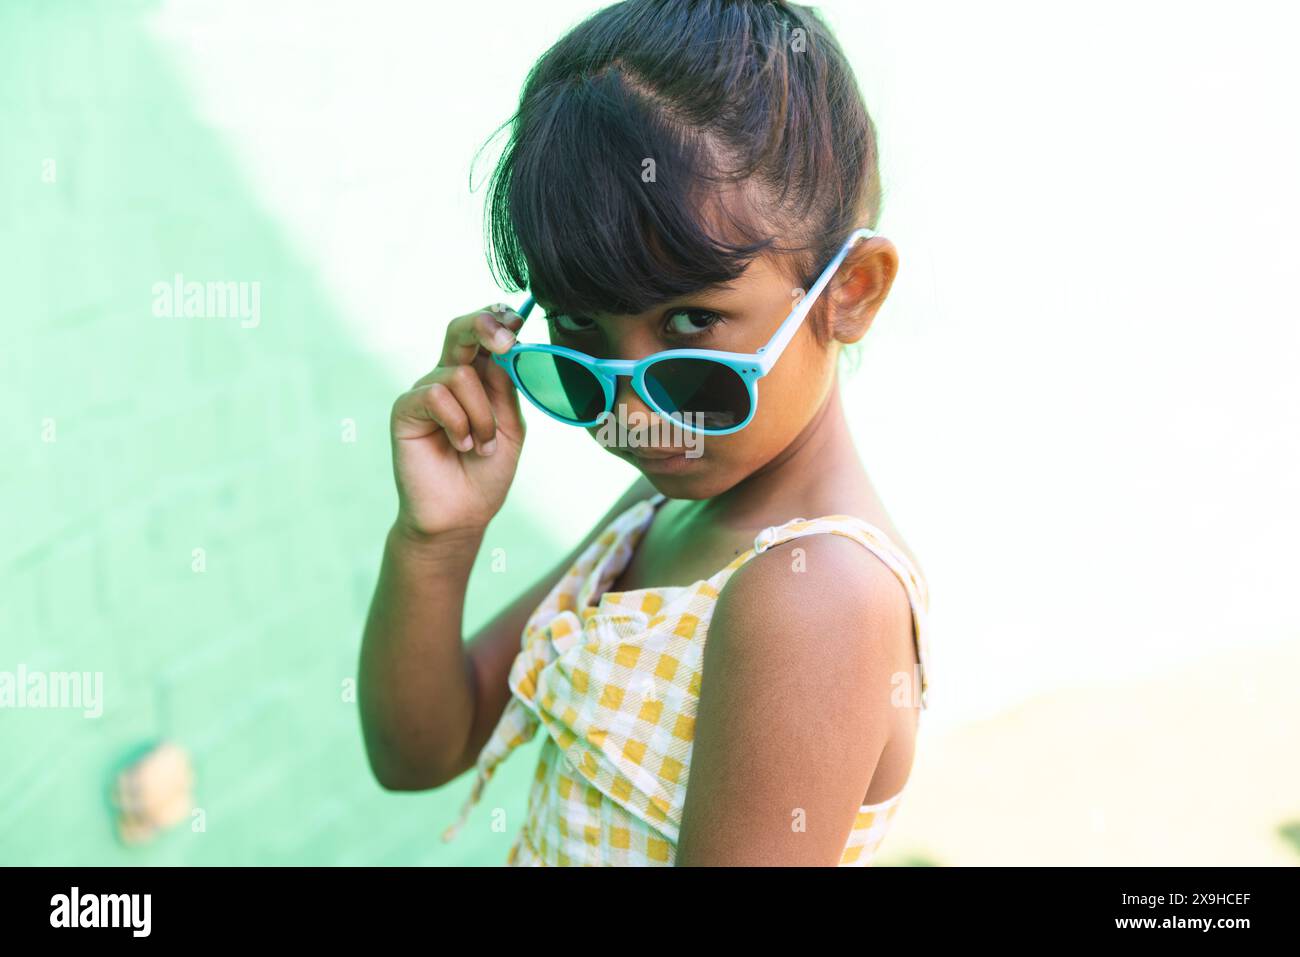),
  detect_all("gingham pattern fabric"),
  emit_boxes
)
[440,491,932,866]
